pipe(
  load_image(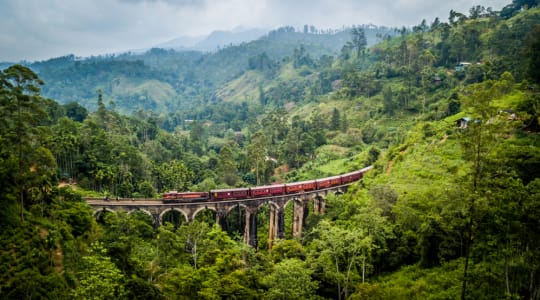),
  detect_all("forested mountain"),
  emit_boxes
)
[28,24,393,114]
[1,1,540,299]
